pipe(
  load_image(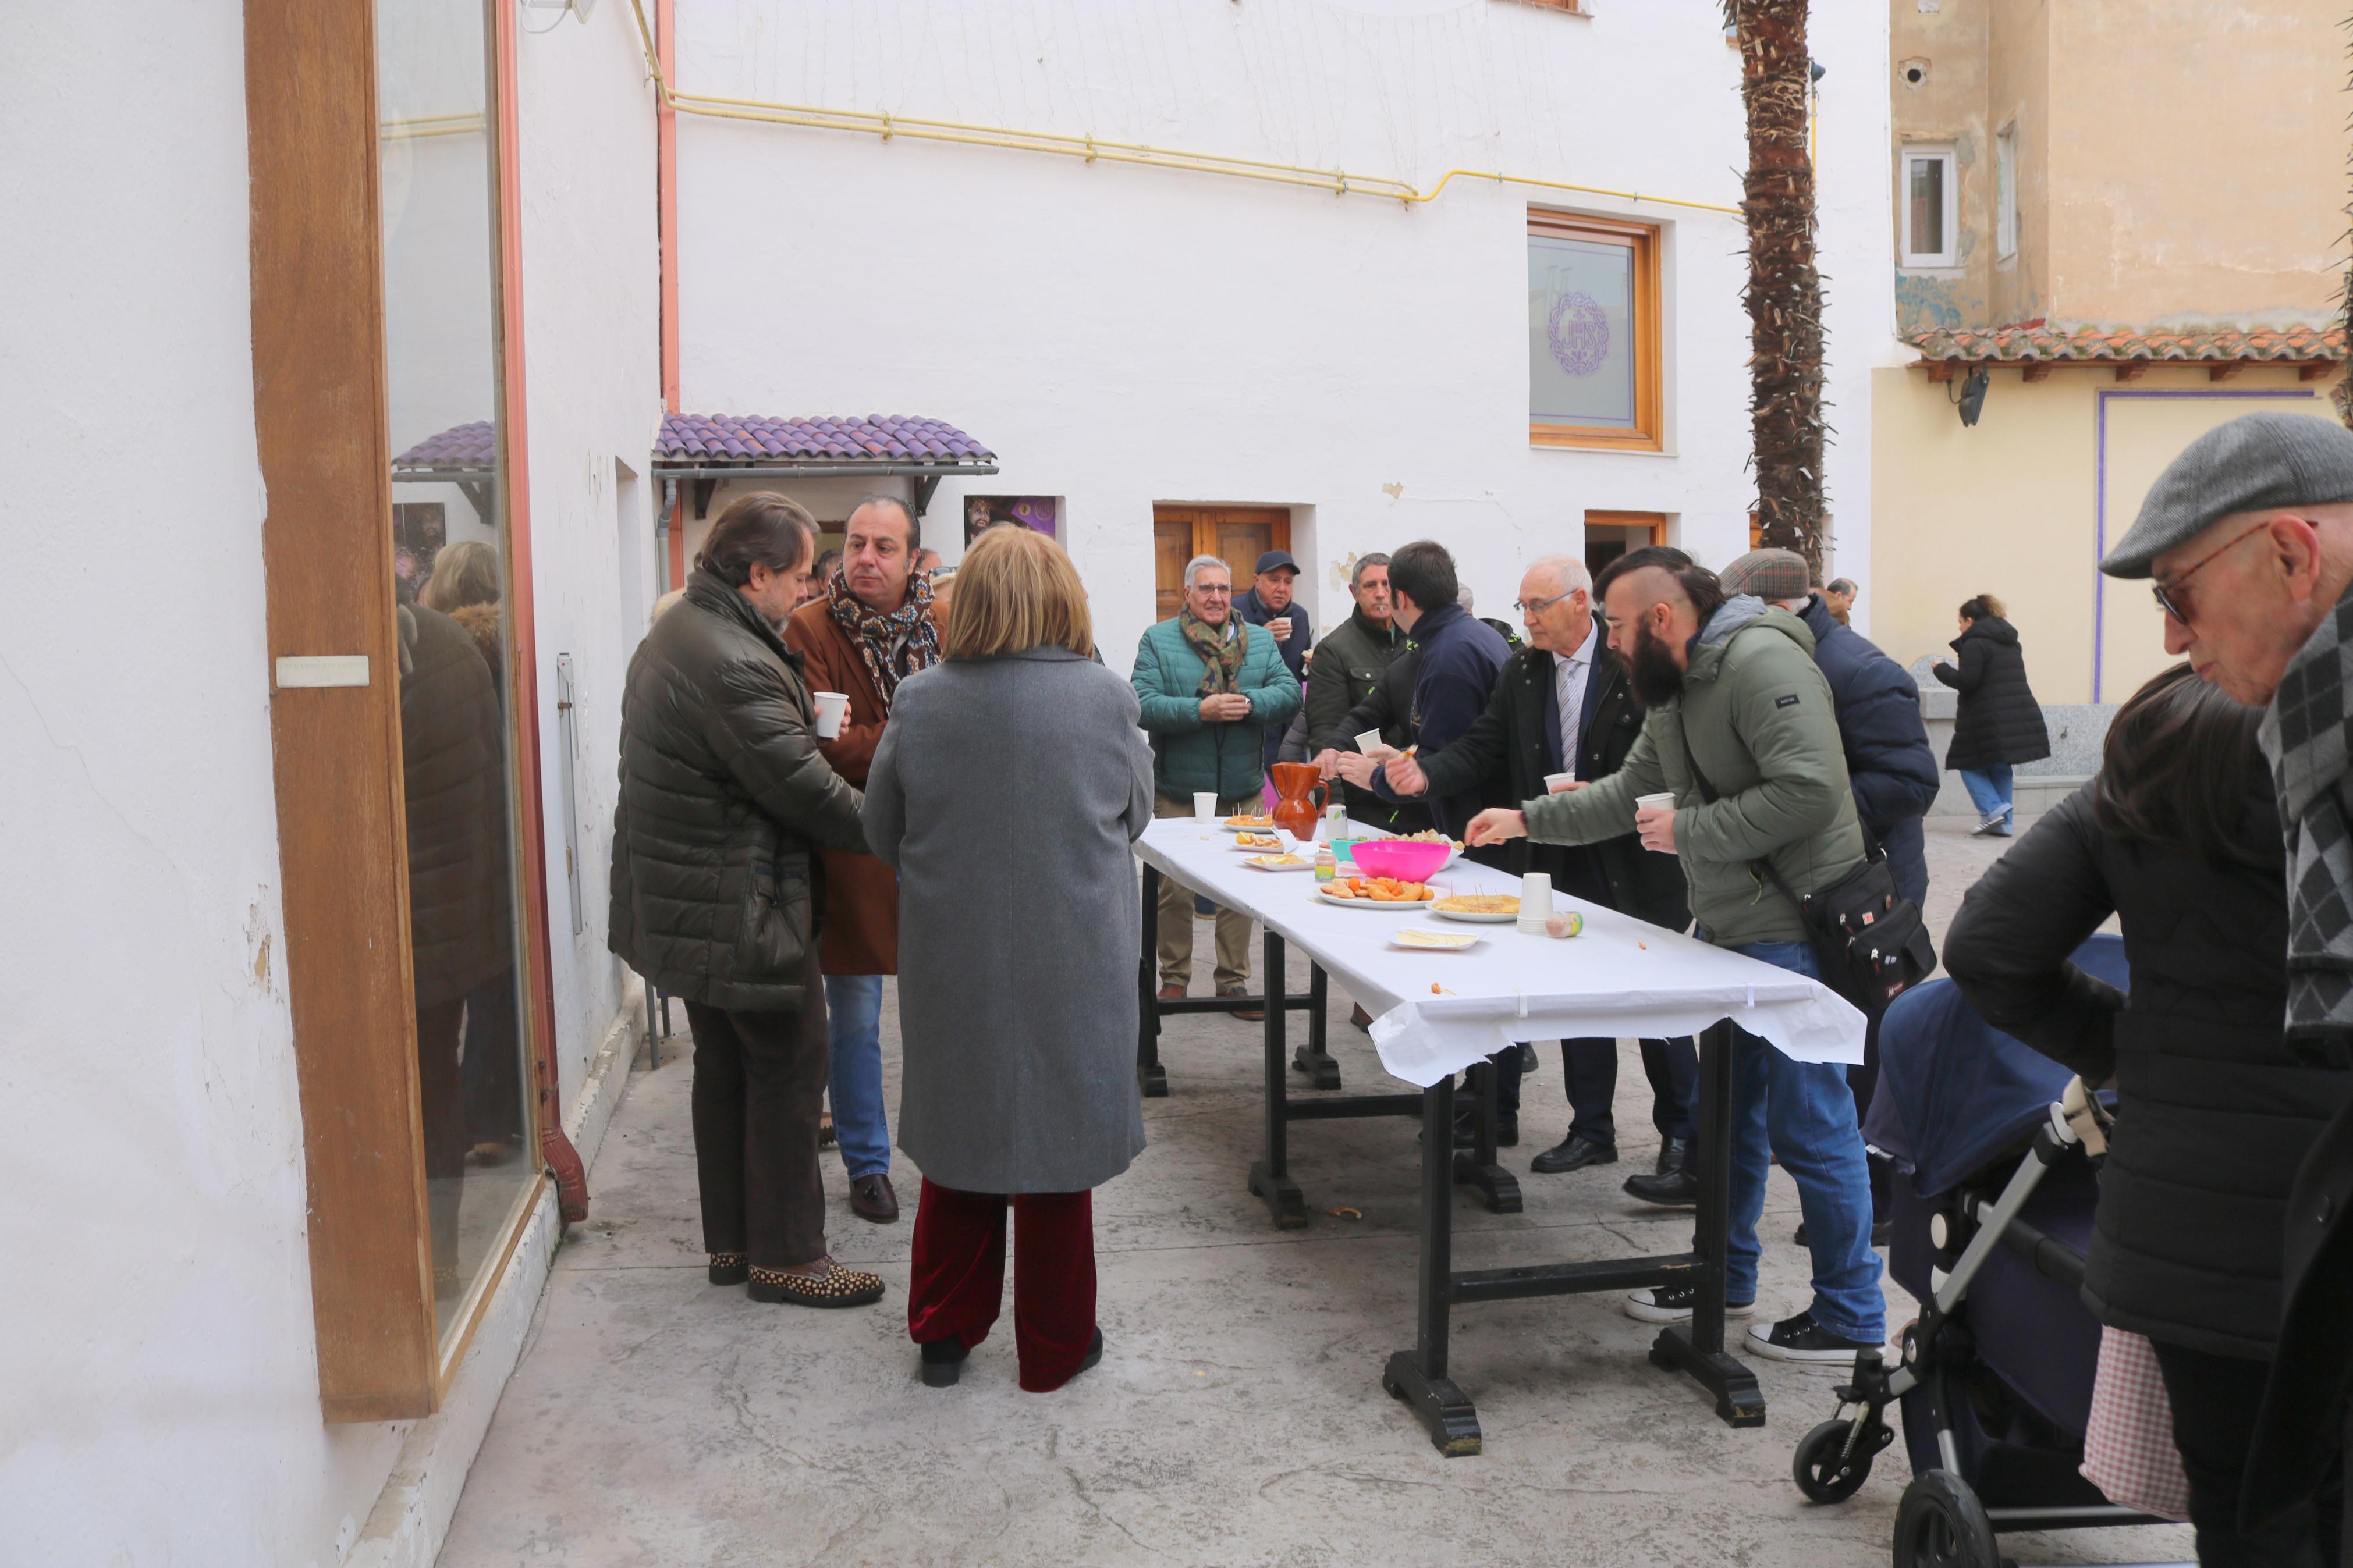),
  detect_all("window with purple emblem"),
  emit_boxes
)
[1527,211,1661,453]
